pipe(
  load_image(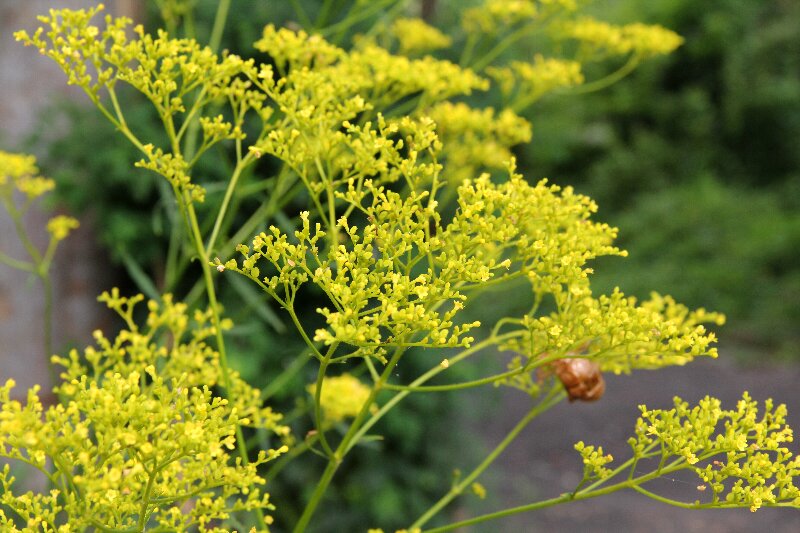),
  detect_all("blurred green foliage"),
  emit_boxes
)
[521,0,800,356]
